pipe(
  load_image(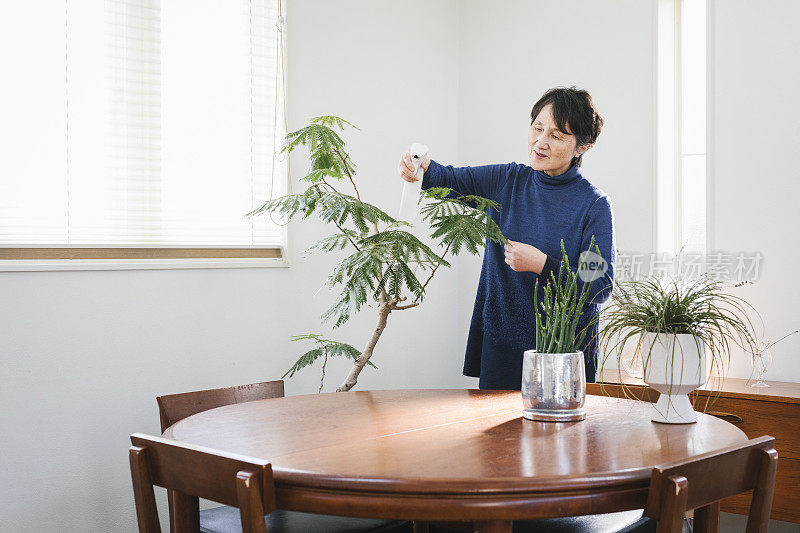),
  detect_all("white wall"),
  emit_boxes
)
[708,0,800,379]
[2,1,799,531]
